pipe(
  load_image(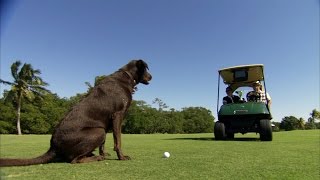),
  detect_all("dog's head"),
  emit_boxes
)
[121,59,152,85]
